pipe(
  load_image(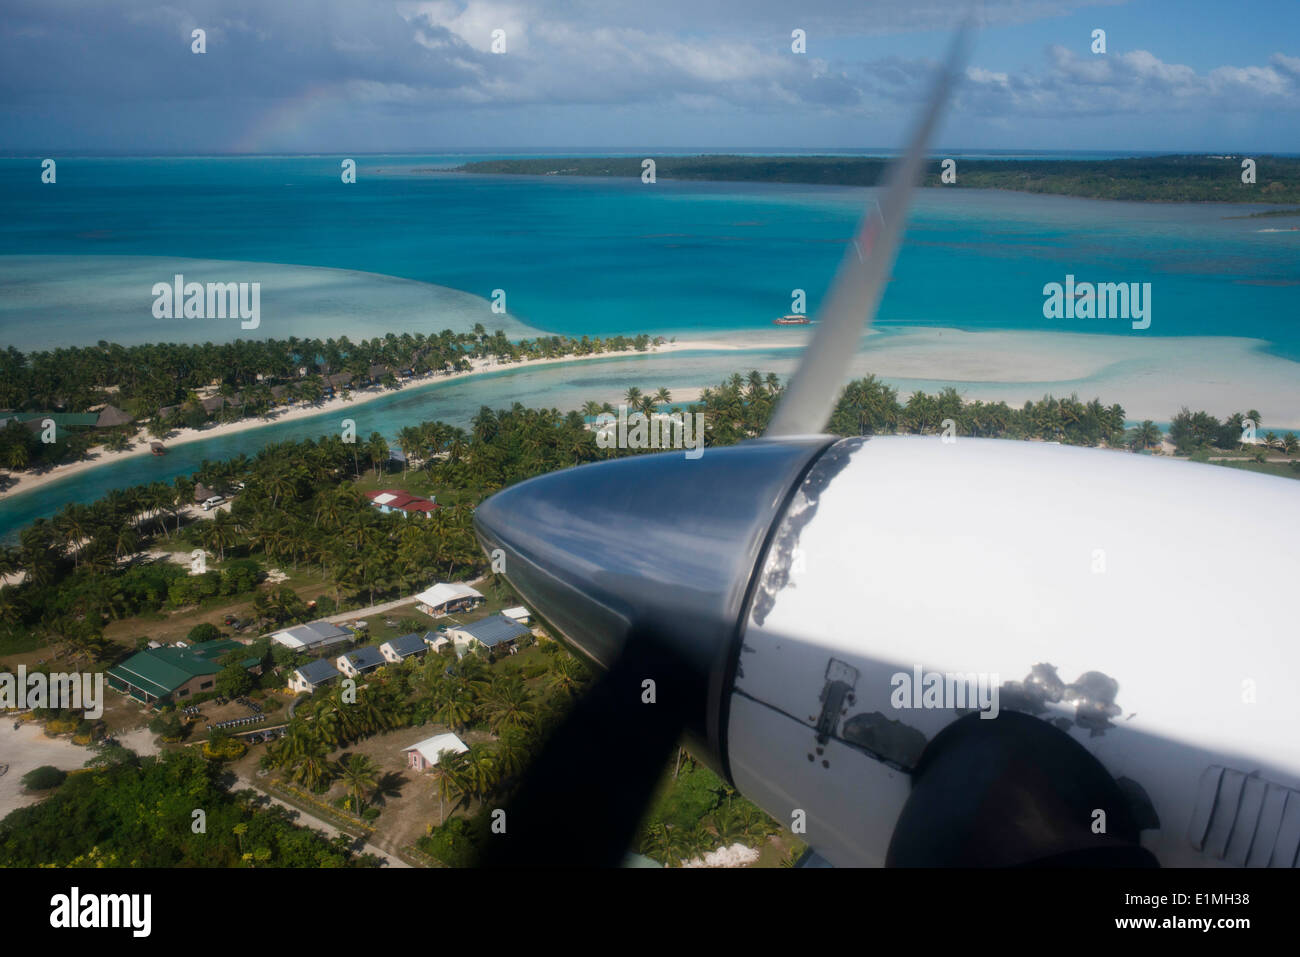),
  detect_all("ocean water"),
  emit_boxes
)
[1,154,1298,537]
[2,155,1298,351]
